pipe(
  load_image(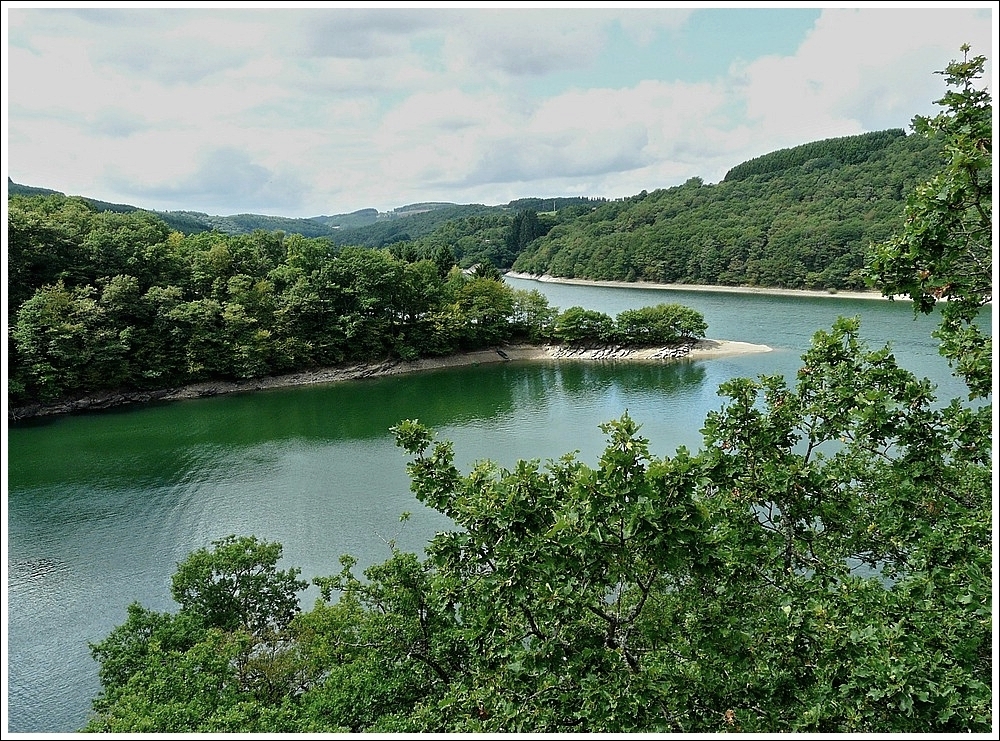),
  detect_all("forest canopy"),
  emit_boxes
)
[6,198,704,407]
[511,128,942,290]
